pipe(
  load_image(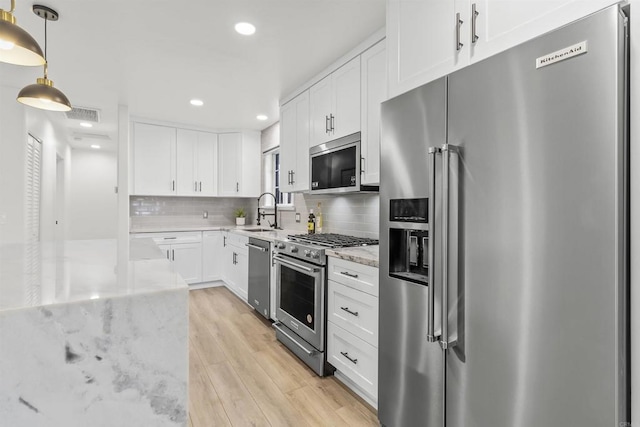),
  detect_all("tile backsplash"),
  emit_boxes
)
[279,193,380,239]
[129,193,379,238]
[130,196,258,230]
